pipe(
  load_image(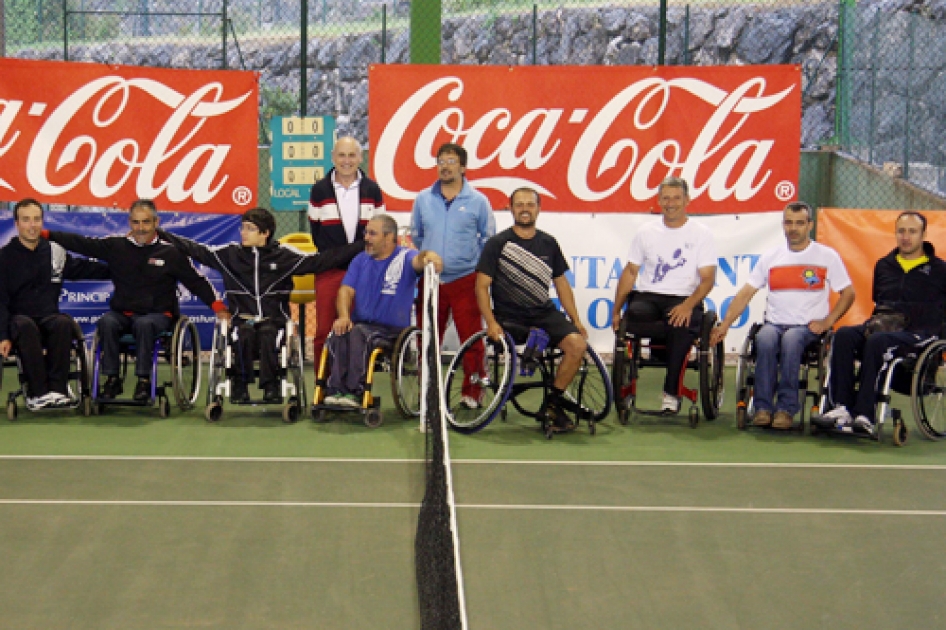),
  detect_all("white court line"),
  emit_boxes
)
[1,499,946,517]
[2,455,946,471]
